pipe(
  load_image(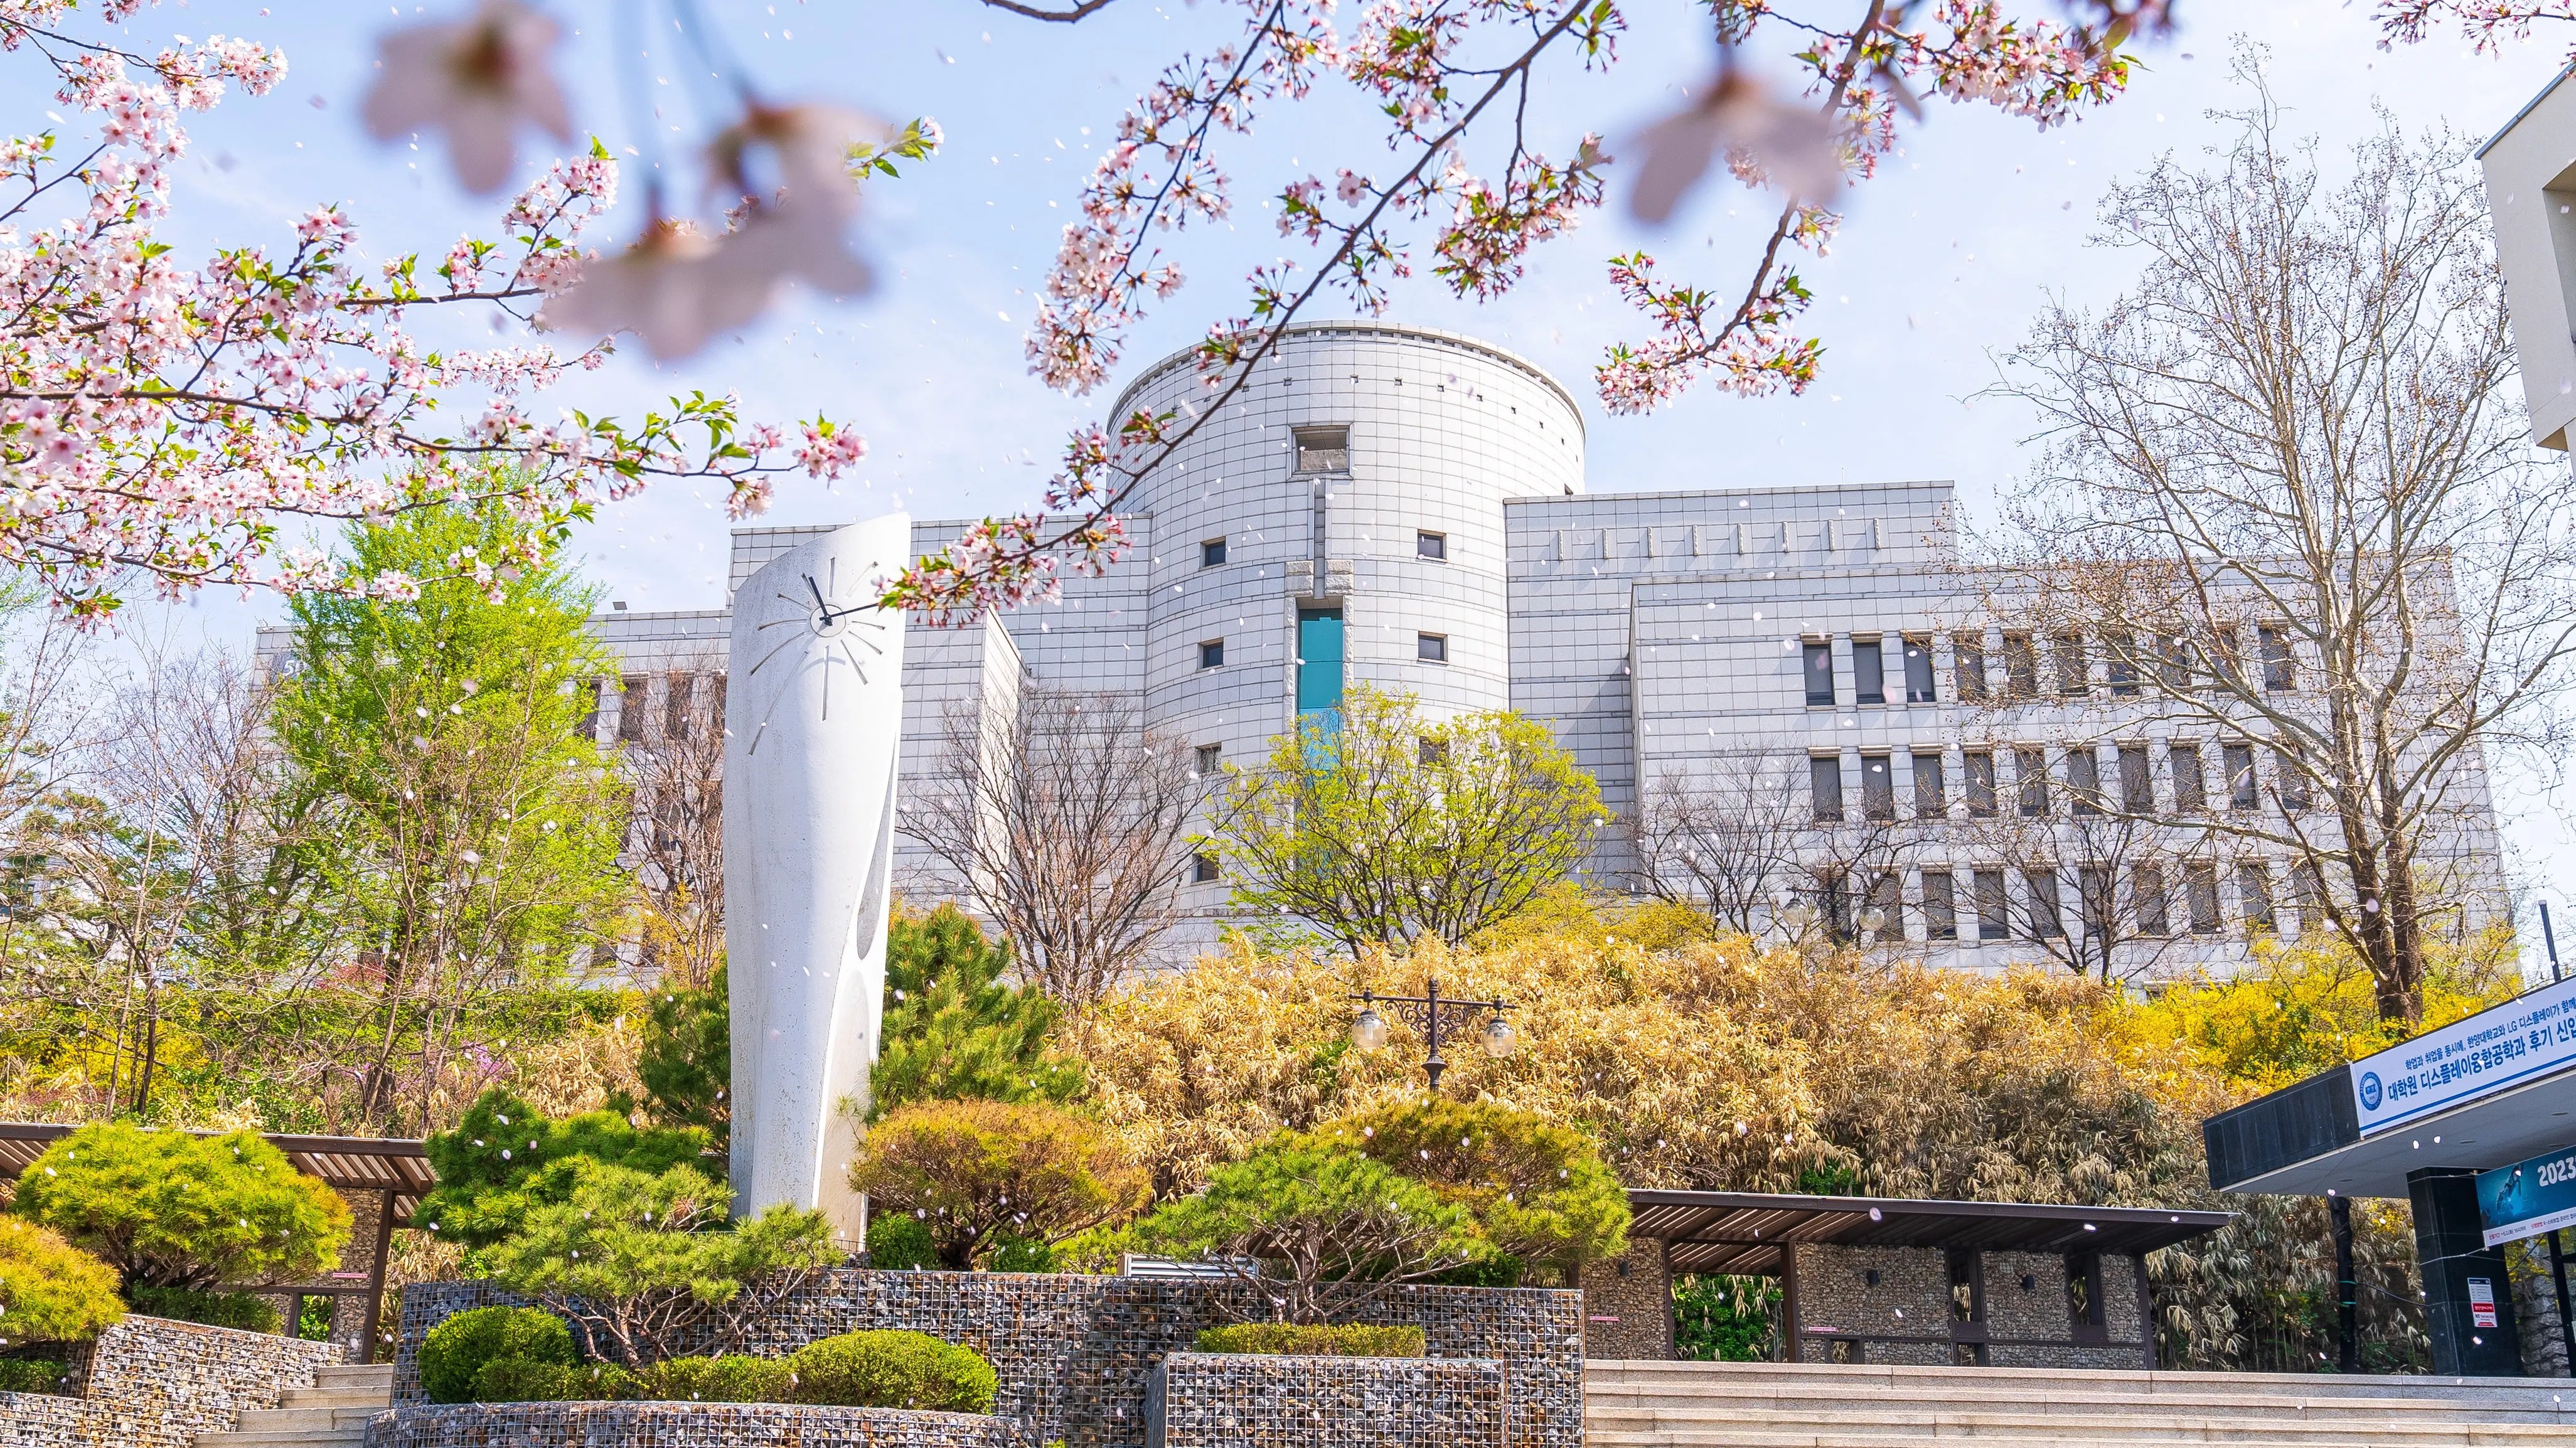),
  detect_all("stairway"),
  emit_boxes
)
[1586,1359,2576,1446]
[198,1363,392,1448]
